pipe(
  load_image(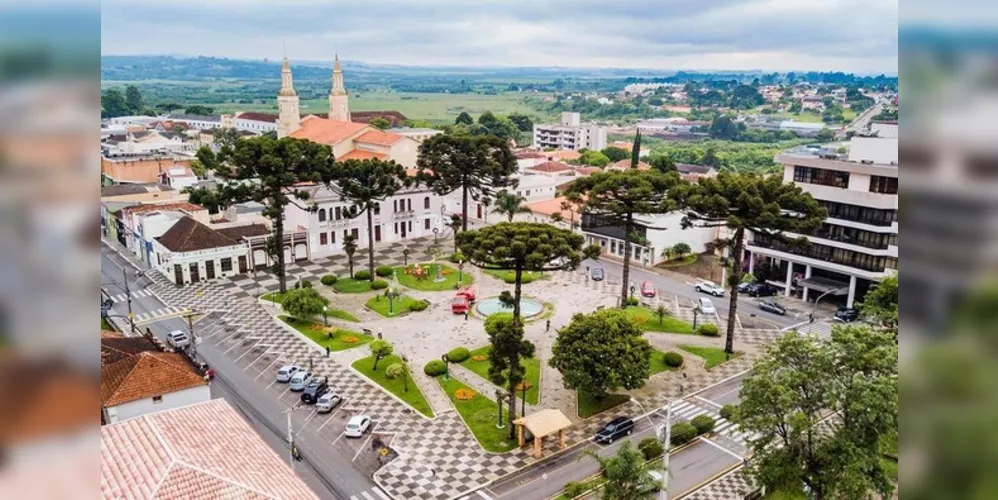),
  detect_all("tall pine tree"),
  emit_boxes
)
[630,130,642,169]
